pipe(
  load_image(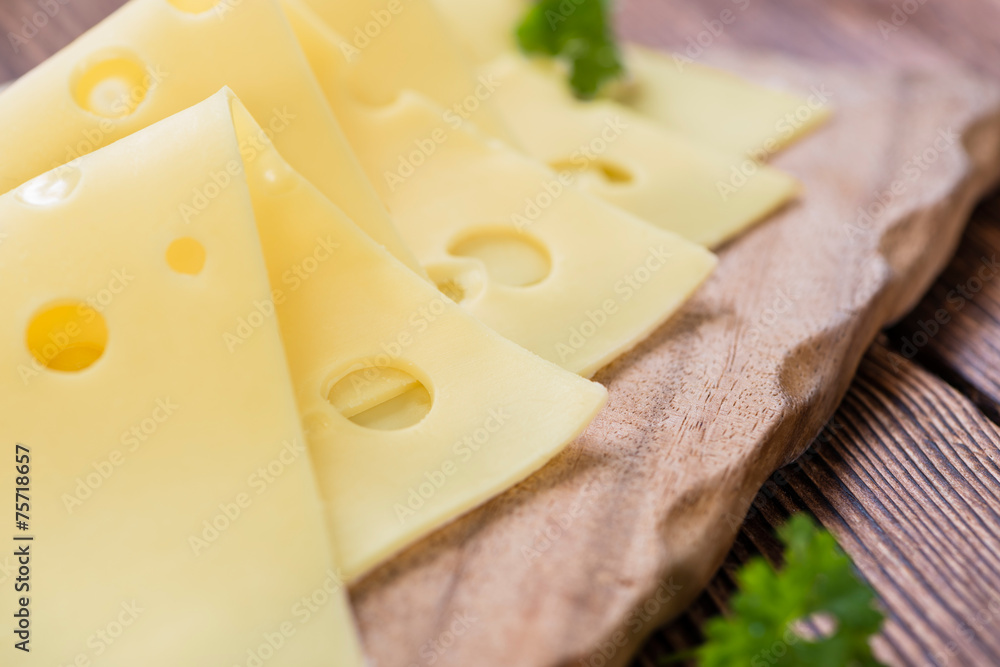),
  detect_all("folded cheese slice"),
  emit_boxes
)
[483,55,802,248]
[284,0,717,376]
[212,90,607,580]
[0,0,421,273]
[299,0,511,141]
[431,0,832,157]
[0,94,363,665]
